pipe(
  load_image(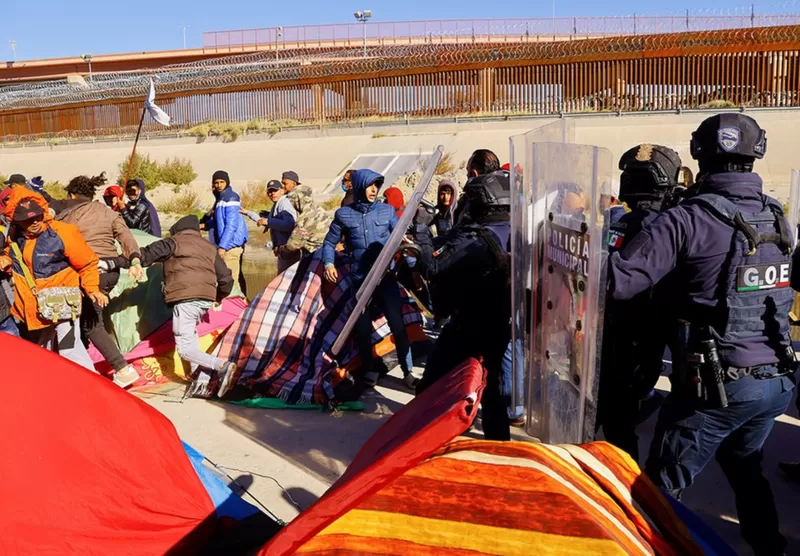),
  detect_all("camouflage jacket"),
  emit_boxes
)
[284,186,332,253]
